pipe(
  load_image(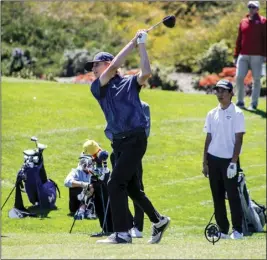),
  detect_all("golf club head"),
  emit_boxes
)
[31,136,38,142]
[37,143,47,150]
[163,15,176,28]
[146,15,176,33]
